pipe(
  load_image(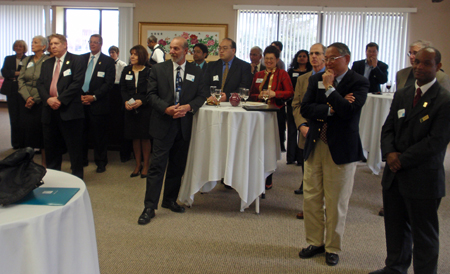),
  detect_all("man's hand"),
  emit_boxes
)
[208,92,226,103]
[125,101,134,111]
[25,97,35,109]
[322,69,335,88]
[132,99,143,109]
[386,152,402,173]
[368,56,378,68]
[165,104,179,117]
[81,95,95,105]
[300,125,309,138]
[173,104,191,119]
[47,97,61,110]
[344,93,355,103]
